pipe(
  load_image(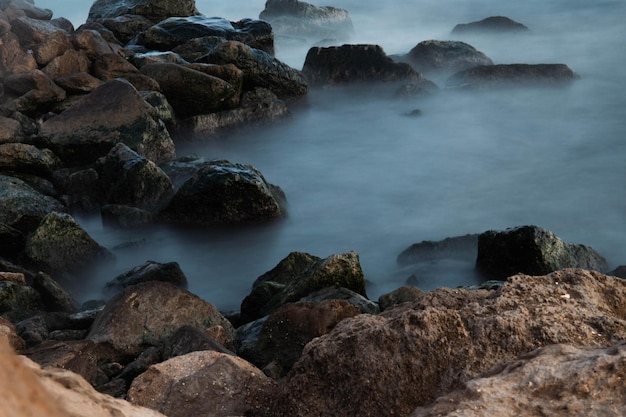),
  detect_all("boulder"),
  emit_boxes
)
[91,53,140,81]
[475,225,608,280]
[300,285,379,315]
[139,16,274,55]
[98,143,174,211]
[87,0,199,24]
[58,167,102,212]
[264,269,626,417]
[39,78,175,166]
[0,143,63,176]
[100,204,154,228]
[9,15,69,51]
[0,32,38,76]
[139,62,240,118]
[0,316,25,351]
[447,64,578,88]
[378,286,425,311]
[163,325,234,359]
[240,251,367,323]
[127,350,277,417]
[1,0,53,21]
[105,260,187,293]
[0,115,24,143]
[24,212,113,274]
[31,272,79,312]
[0,281,41,314]
[3,69,66,113]
[41,48,91,80]
[87,281,236,357]
[70,27,120,60]
[97,14,154,45]
[410,342,626,417]
[259,0,353,41]
[404,40,493,74]
[302,44,437,91]
[397,233,479,265]
[158,159,286,226]
[452,16,529,35]
[53,72,104,94]
[0,175,66,233]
